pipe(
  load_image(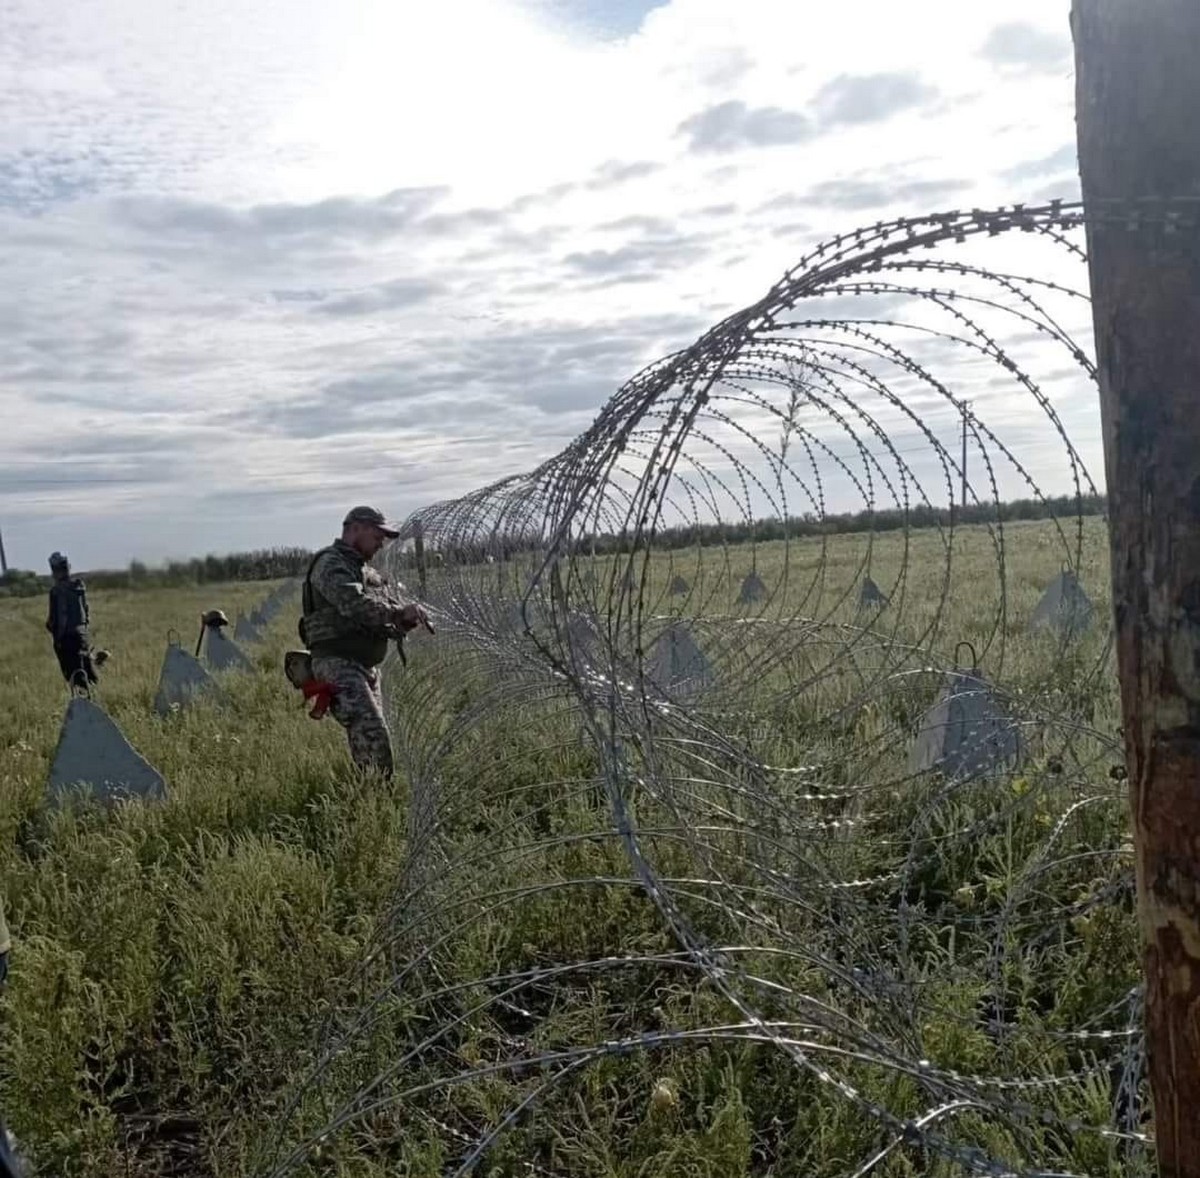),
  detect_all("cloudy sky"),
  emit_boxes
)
[0,0,1086,570]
